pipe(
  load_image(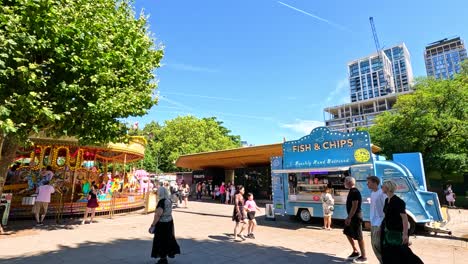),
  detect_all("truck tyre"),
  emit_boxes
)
[408,217,416,235]
[298,209,311,223]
